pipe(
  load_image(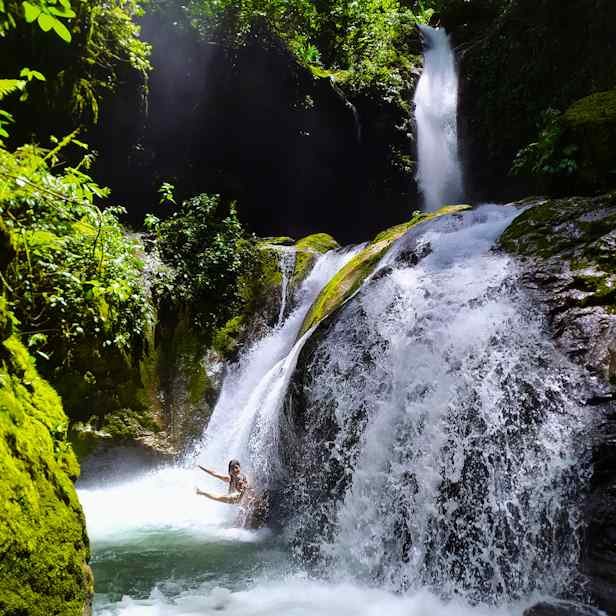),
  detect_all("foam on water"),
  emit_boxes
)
[94,575,537,616]
[82,207,596,615]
